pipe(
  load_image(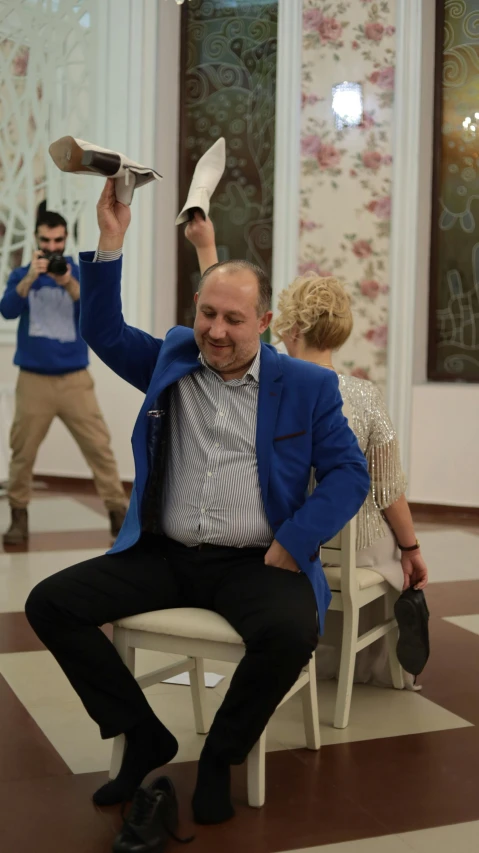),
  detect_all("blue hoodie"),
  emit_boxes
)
[0,258,88,374]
